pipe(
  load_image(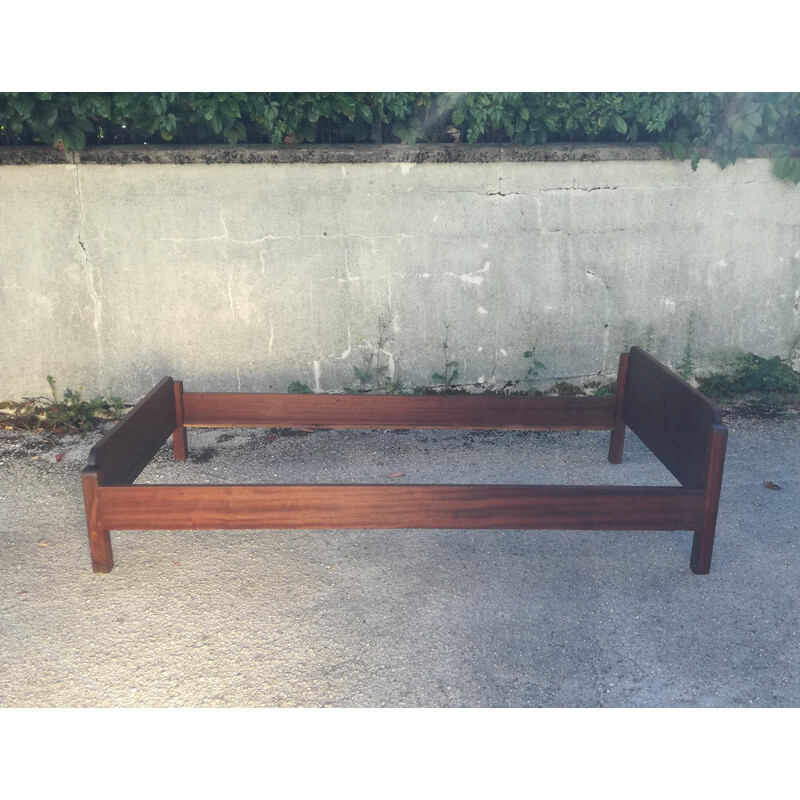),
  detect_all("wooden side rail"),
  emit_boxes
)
[181,392,618,431]
[94,484,706,531]
[80,350,726,575]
